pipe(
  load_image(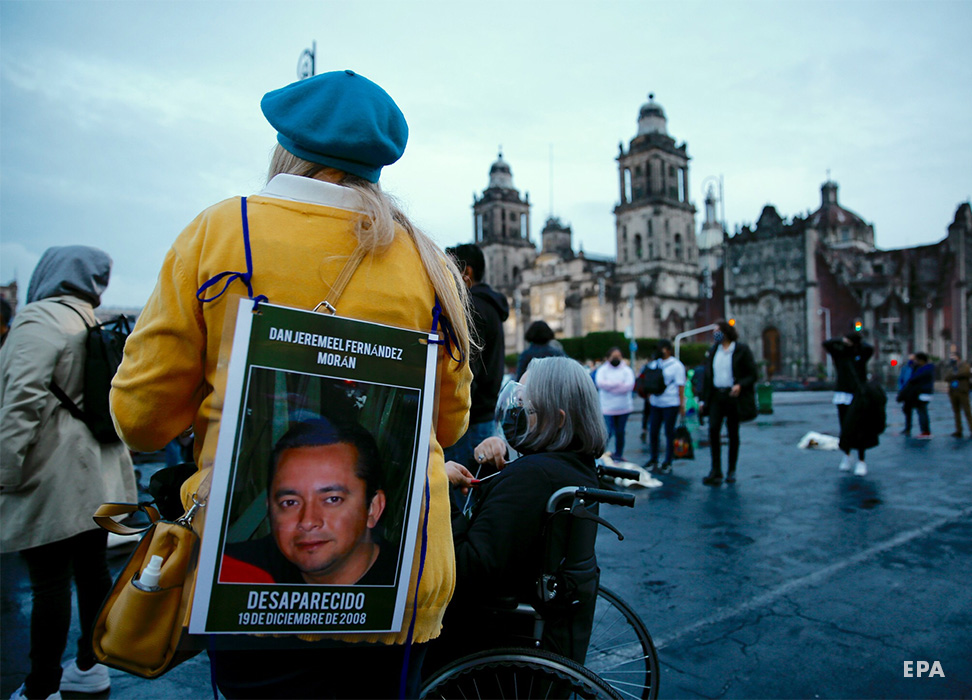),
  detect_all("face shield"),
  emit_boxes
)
[495,381,535,451]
